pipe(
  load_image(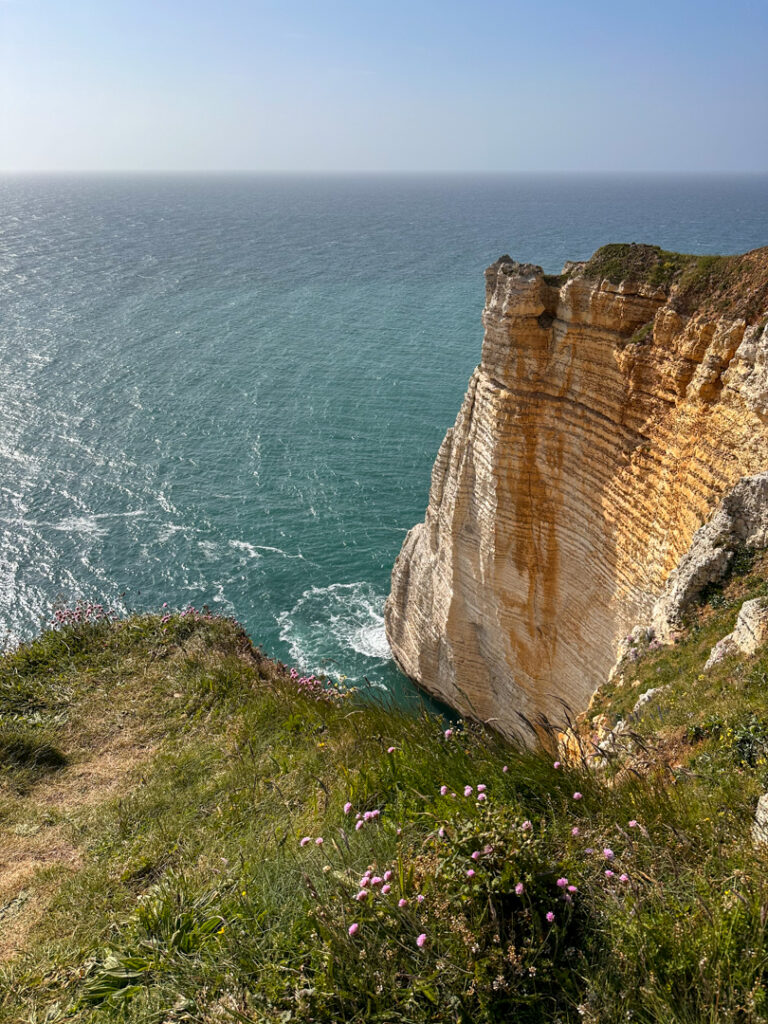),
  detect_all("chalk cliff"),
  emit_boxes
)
[385,245,768,740]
